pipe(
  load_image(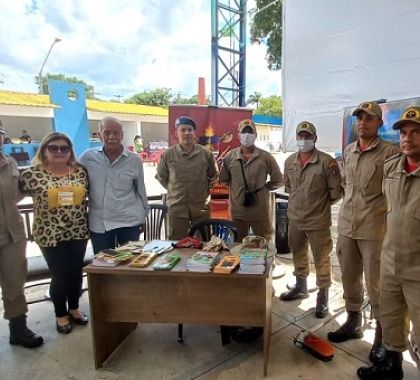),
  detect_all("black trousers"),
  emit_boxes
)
[40,239,88,318]
[90,225,141,254]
